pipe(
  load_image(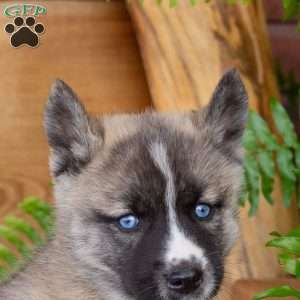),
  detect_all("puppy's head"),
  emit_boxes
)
[44,70,248,300]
